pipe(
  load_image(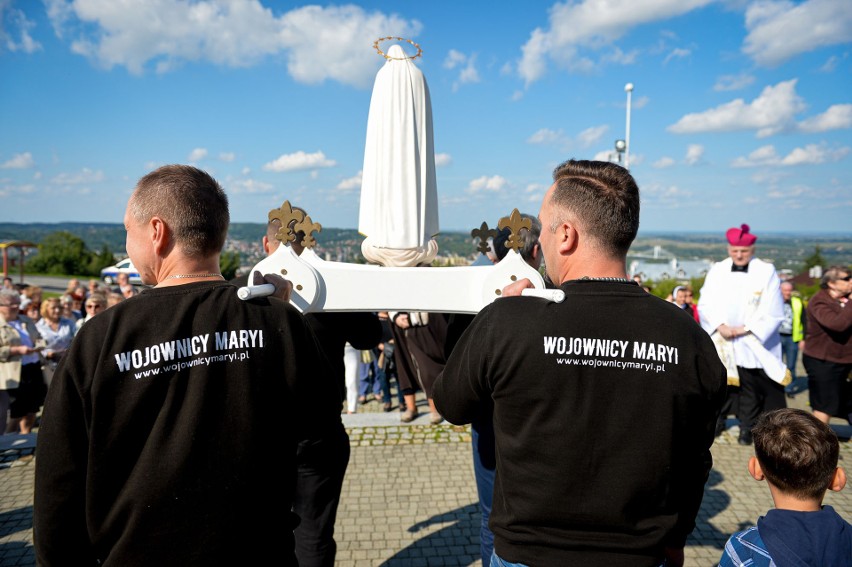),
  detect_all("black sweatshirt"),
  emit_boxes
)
[433,280,726,567]
[34,281,340,566]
